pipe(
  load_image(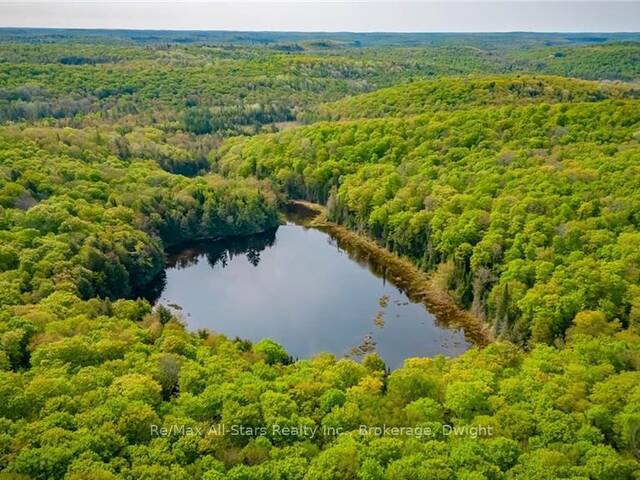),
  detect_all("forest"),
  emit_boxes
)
[0,30,639,479]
